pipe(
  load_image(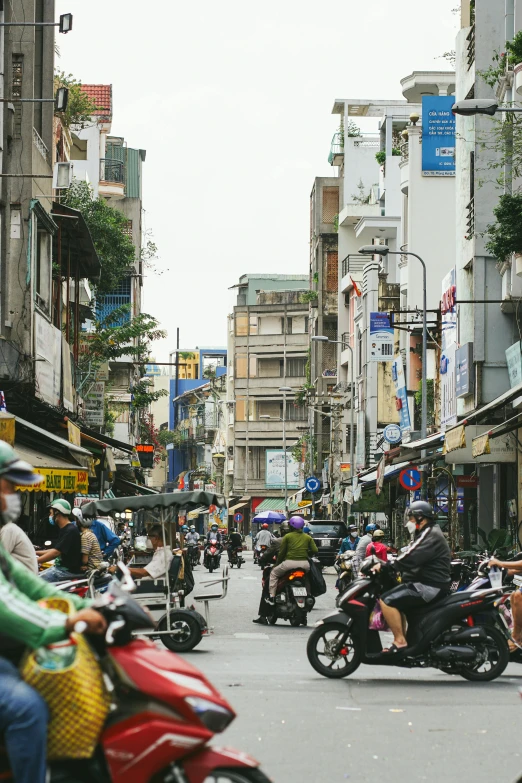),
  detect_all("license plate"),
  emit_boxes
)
[321,539,331,547]
[292,587,307,597]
